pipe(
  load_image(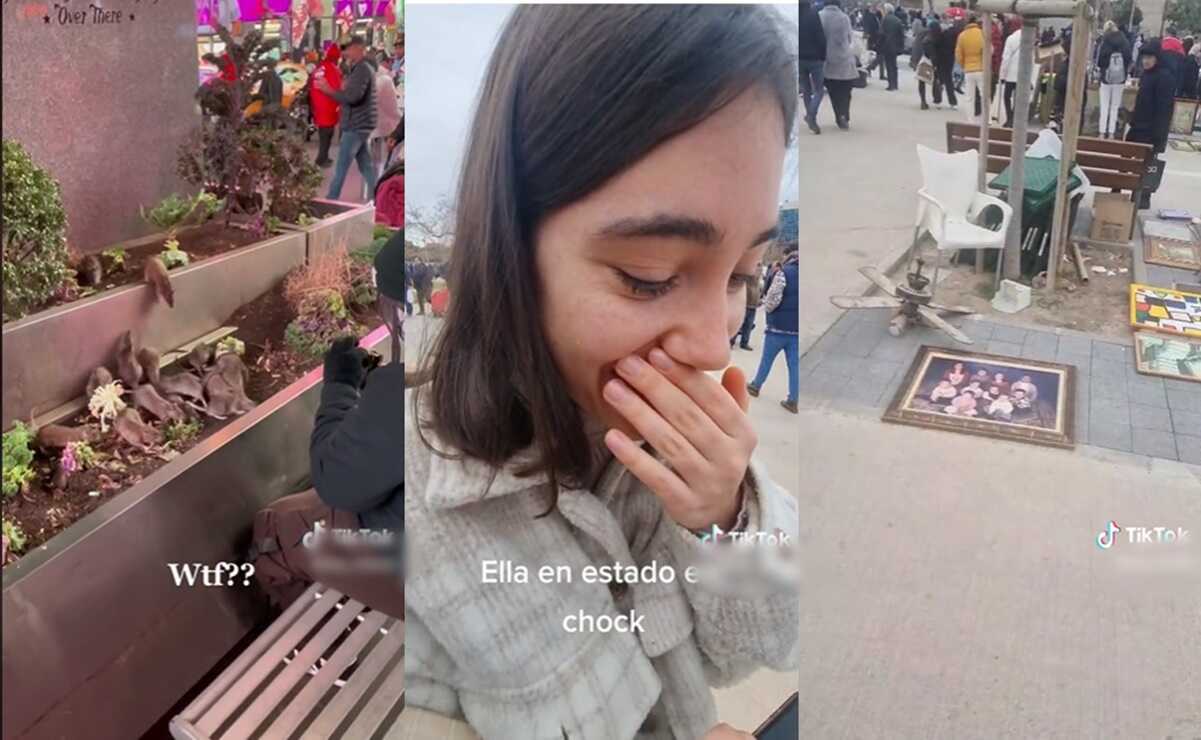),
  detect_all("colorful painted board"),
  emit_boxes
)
[1133,332,1201,383]
[1145,237,1201,270]
[1129,284,1201,338]
[882,346,1076,449]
